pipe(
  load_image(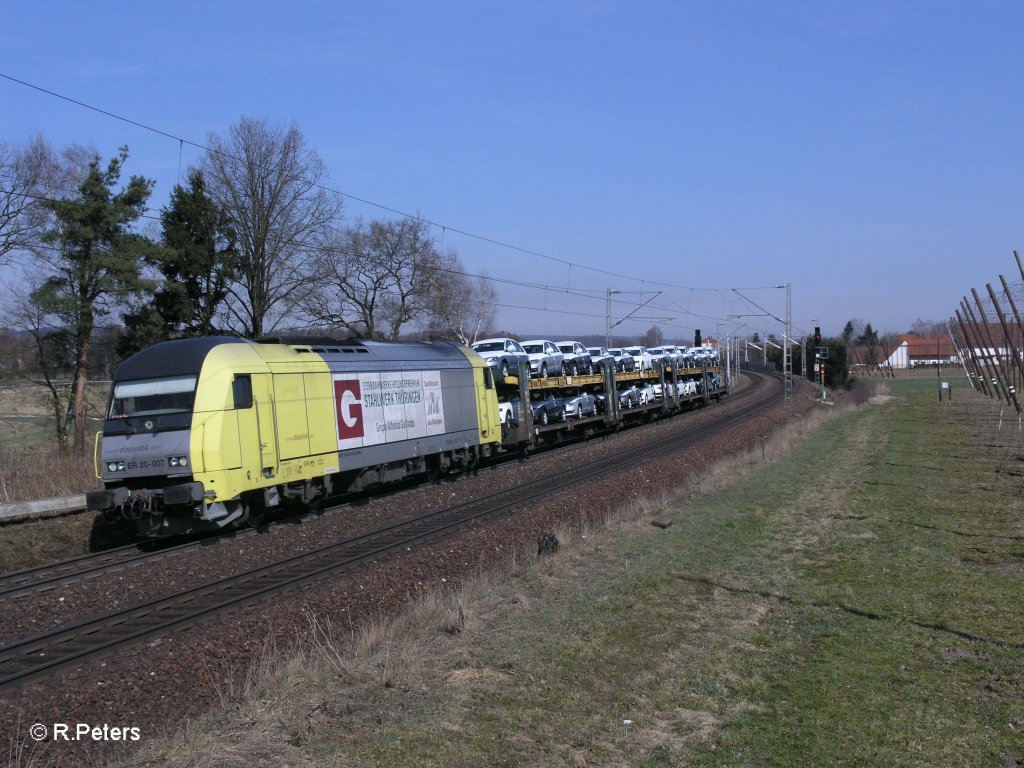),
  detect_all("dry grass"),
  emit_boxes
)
[0,382,60,418]
[692,406,840,498]
[0,379,107,501]
[0,445,99,504]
